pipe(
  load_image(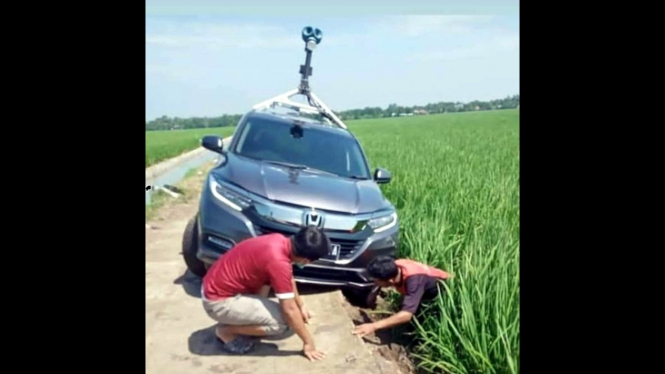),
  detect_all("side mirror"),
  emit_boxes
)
[201,135,226,155]
[374,168,392,184]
